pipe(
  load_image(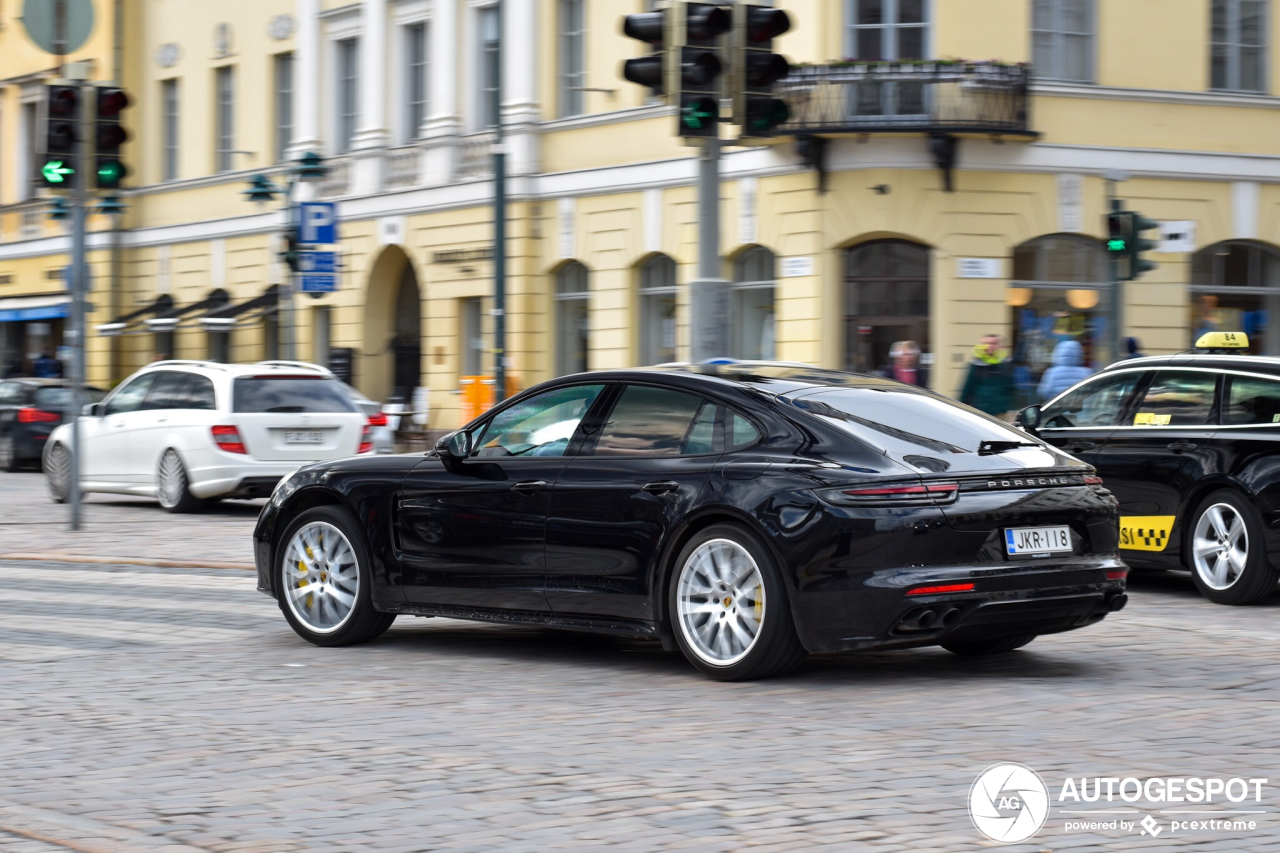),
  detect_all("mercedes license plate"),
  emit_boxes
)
[1005,525,1072,556]
[284,430,324,444]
